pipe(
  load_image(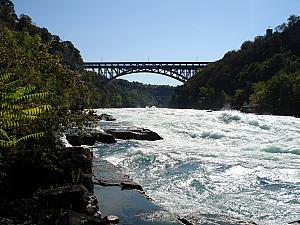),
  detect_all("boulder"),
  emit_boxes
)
[105,128,162,141]
[66,135,82,146]
[94,131,117,144]
[86,110,116,121]
[65,127,118,146]
[99,113,116,121]
[104,215,119,224]
[66,134,96,146]
[178,217,193,225]
[120,181,143,192]
[82,134,97,146]
[93,160,144,192]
